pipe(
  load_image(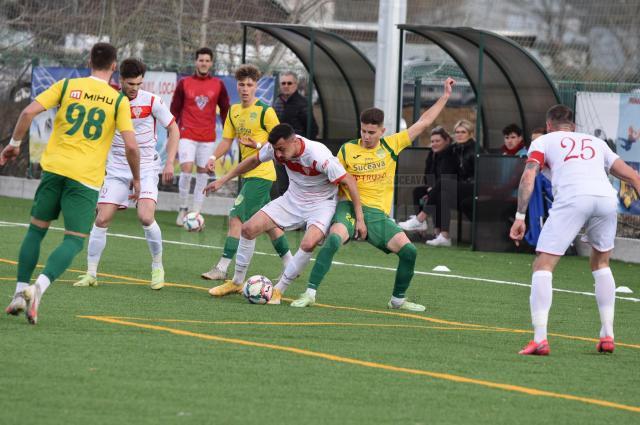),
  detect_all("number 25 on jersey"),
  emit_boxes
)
[561,137,595,162]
